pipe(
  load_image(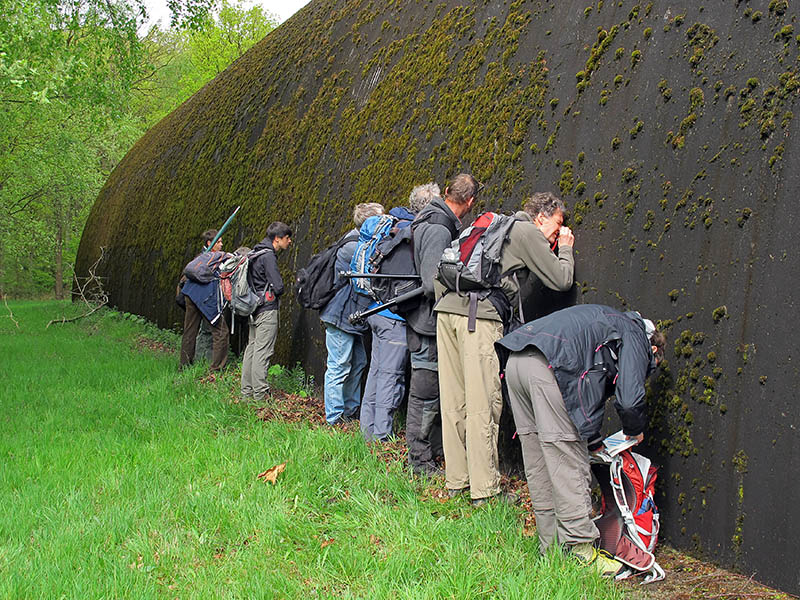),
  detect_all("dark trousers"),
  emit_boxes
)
[179,297,229,371]
[406,329,443,470]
